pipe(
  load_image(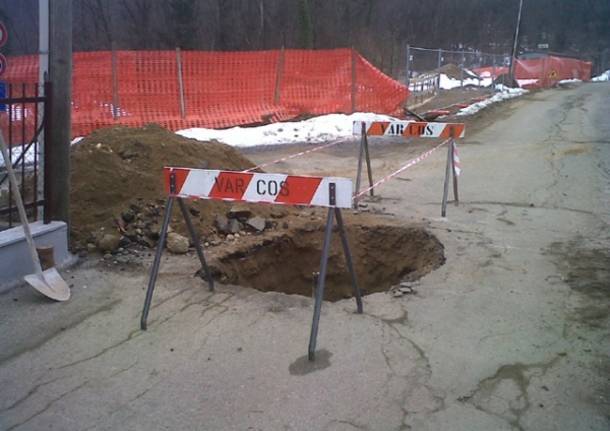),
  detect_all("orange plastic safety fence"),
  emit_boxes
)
[515,56,592,88]
[3,49,408,139]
